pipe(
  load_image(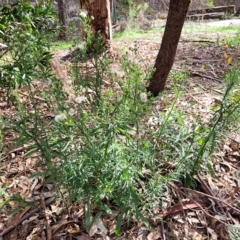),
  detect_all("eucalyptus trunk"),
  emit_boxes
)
[80,0,112,44]
[147,0,191,96]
